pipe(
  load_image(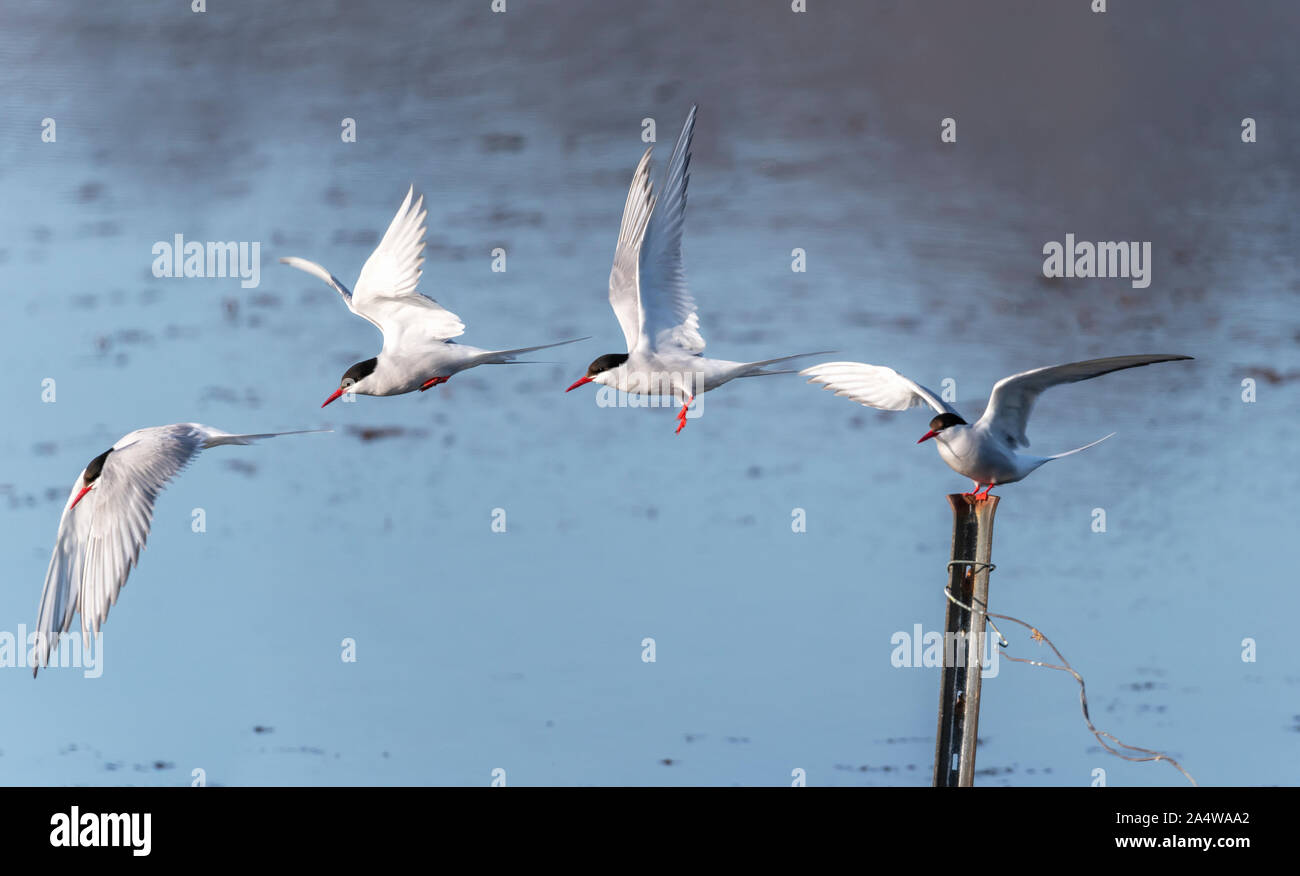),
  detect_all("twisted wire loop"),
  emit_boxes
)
[943,560,1008,647]
[938,560,1197,787]
[942,587,1009,648]
[987,610,1199,787]
[947,560,996,575]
